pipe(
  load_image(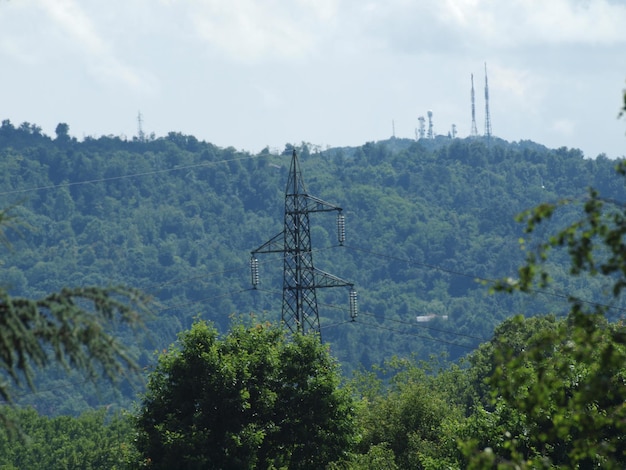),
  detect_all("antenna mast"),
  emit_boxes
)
[484,63,492,139]
[427,110,434,139]
[251,150,356,338]
[470,74,478,137]
[137,111,145,142]
[417,116,426,139]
